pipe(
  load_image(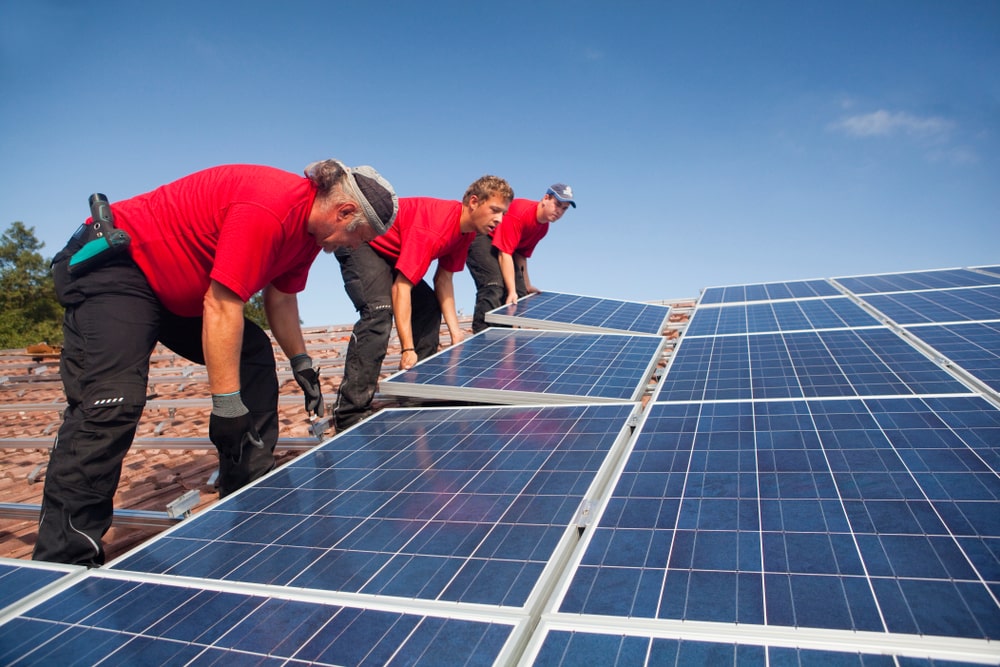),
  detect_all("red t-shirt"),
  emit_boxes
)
[108,164,320,317]
[491,198,548,258]
[369,197,474,284]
